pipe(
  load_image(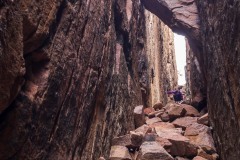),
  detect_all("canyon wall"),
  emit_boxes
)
[142,0,240,159]
[196,1,240,159]
[145,9,178,106]
[0,0,177,159]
